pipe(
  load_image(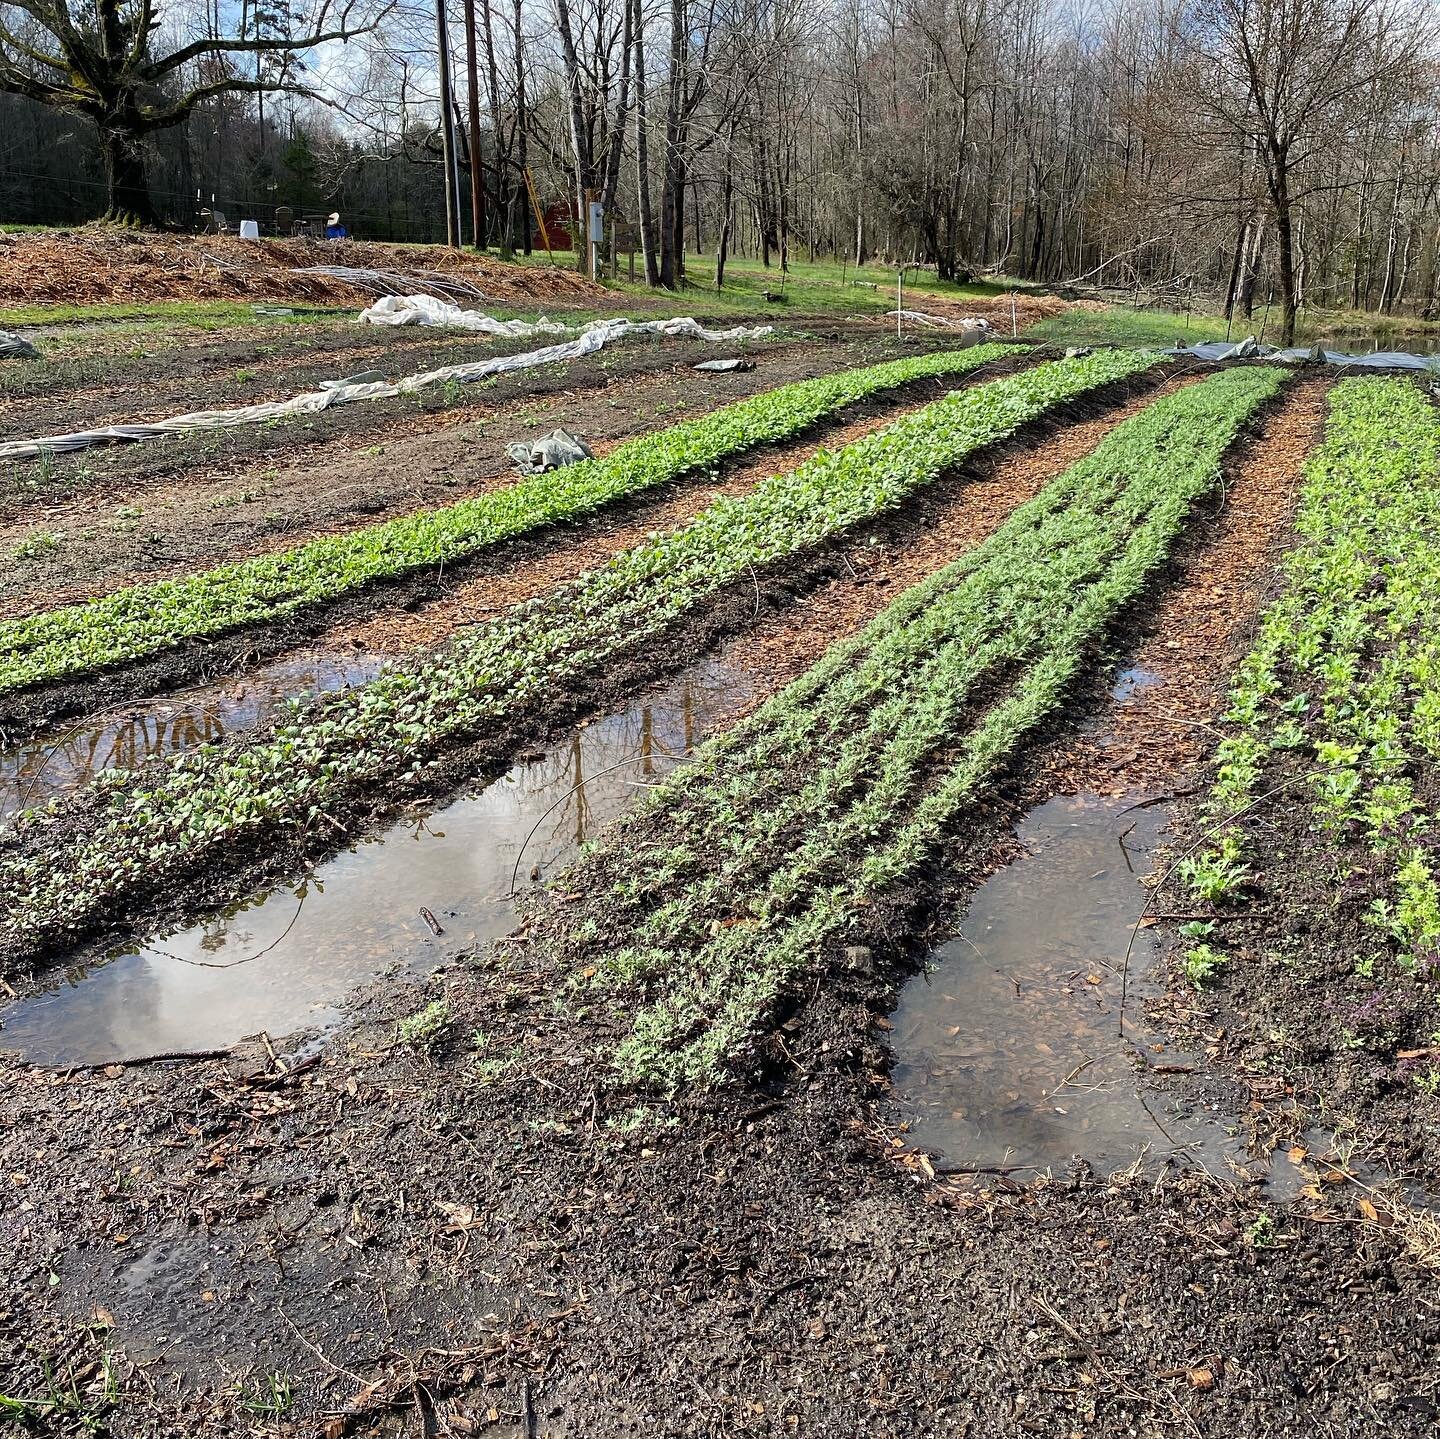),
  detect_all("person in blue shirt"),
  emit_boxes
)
[325,212,348,239]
